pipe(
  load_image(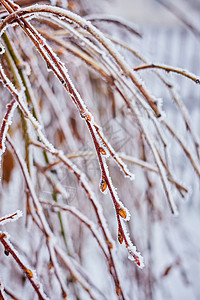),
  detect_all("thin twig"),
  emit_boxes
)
[0,0,142,268]
[0,4,161,117]
[155,0,200,40]
[41,201,109,259]
[134,63,200,84]
[85,14,142,38]
[0,232,49,300]
[6,135,107,299]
